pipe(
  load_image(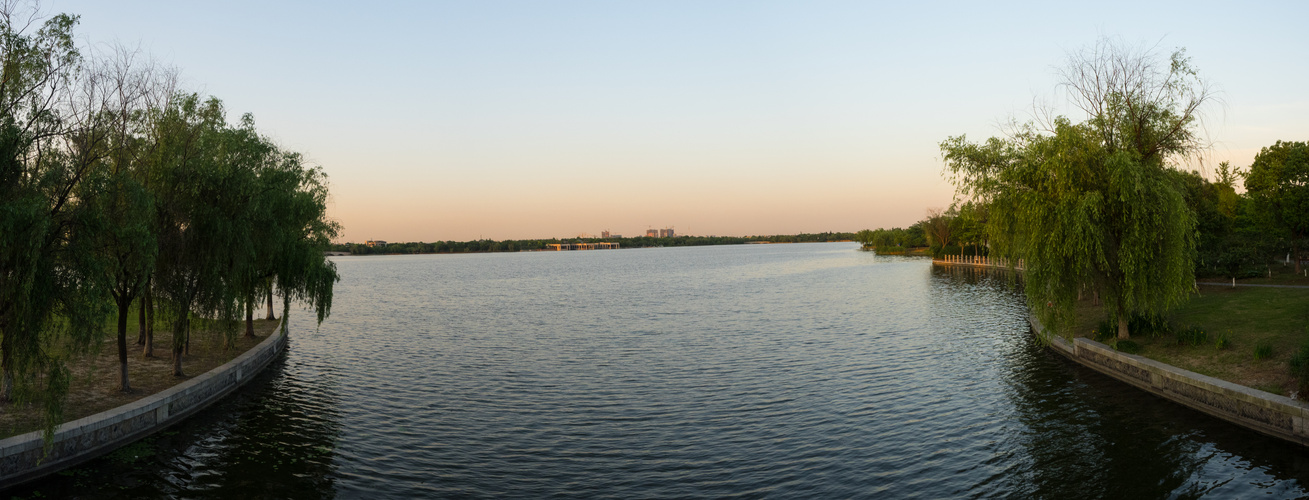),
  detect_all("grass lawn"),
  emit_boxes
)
[0,311,280,439]
[1065,267,1309,398]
